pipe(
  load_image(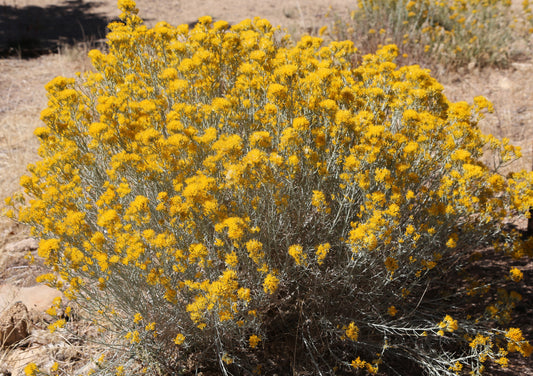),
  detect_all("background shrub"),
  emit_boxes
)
[324,0,533,72]
[5,1,533,375]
